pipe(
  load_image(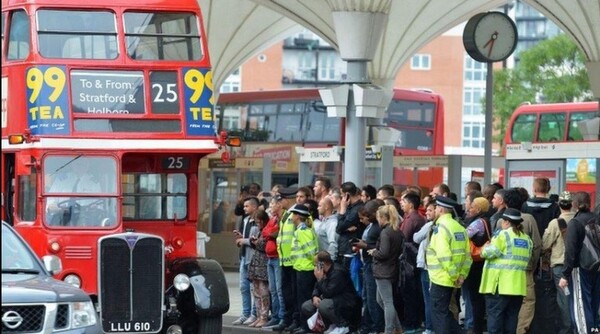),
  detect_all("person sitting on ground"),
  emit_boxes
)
[301,251,362,334]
